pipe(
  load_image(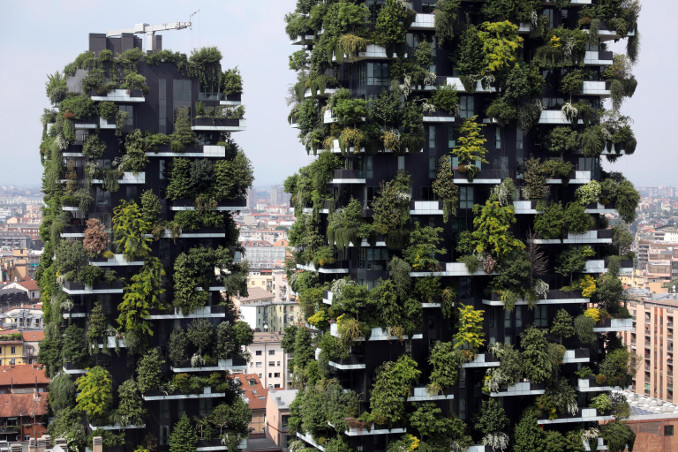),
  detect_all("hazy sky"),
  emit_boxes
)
[0,1,673,189]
